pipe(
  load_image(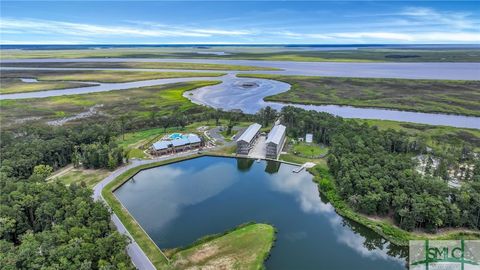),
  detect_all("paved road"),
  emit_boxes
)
[92,151,200,270]
[207,126,242,147]
[250,135,267,159]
